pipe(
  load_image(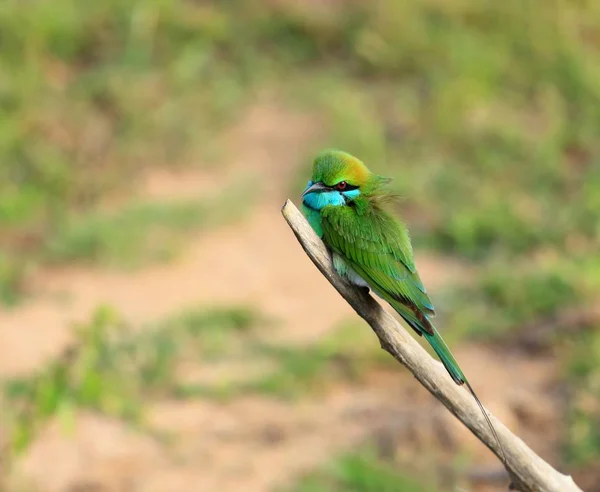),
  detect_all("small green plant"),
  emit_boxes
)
[286,449,435,492]
[563,329,600,467]
[246,321,394,398]
[3,303,262,452]
[443,262,585,339]
[0,184,252,305]
[42,191,248,268]
[171,320,396,400]
[0,253,27,306]
[4,306,135,452]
